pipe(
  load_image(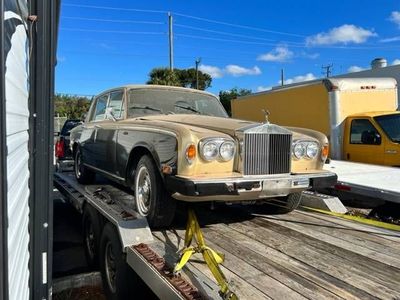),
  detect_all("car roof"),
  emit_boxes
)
[98,84,218,99]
